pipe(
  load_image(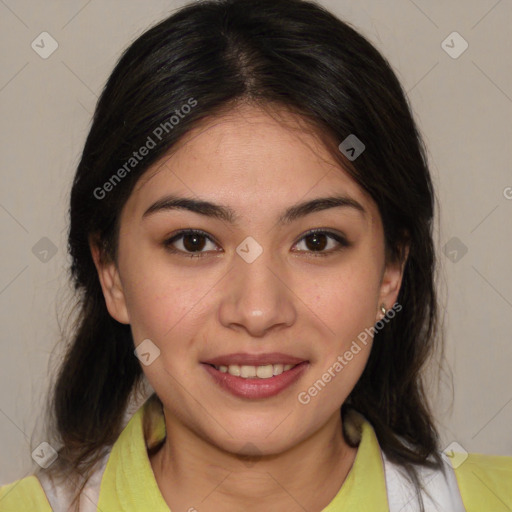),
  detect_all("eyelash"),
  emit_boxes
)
[162,228,350,259]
